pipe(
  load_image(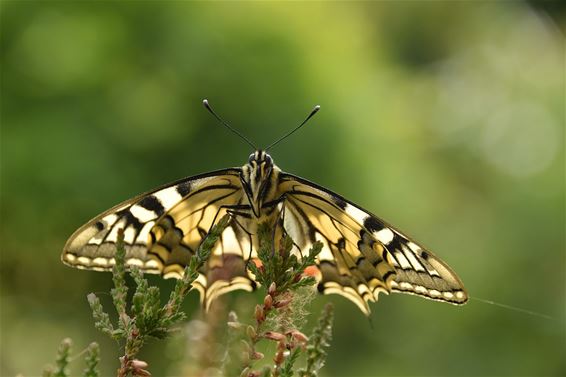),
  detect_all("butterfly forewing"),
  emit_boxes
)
[62,168,258,308]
